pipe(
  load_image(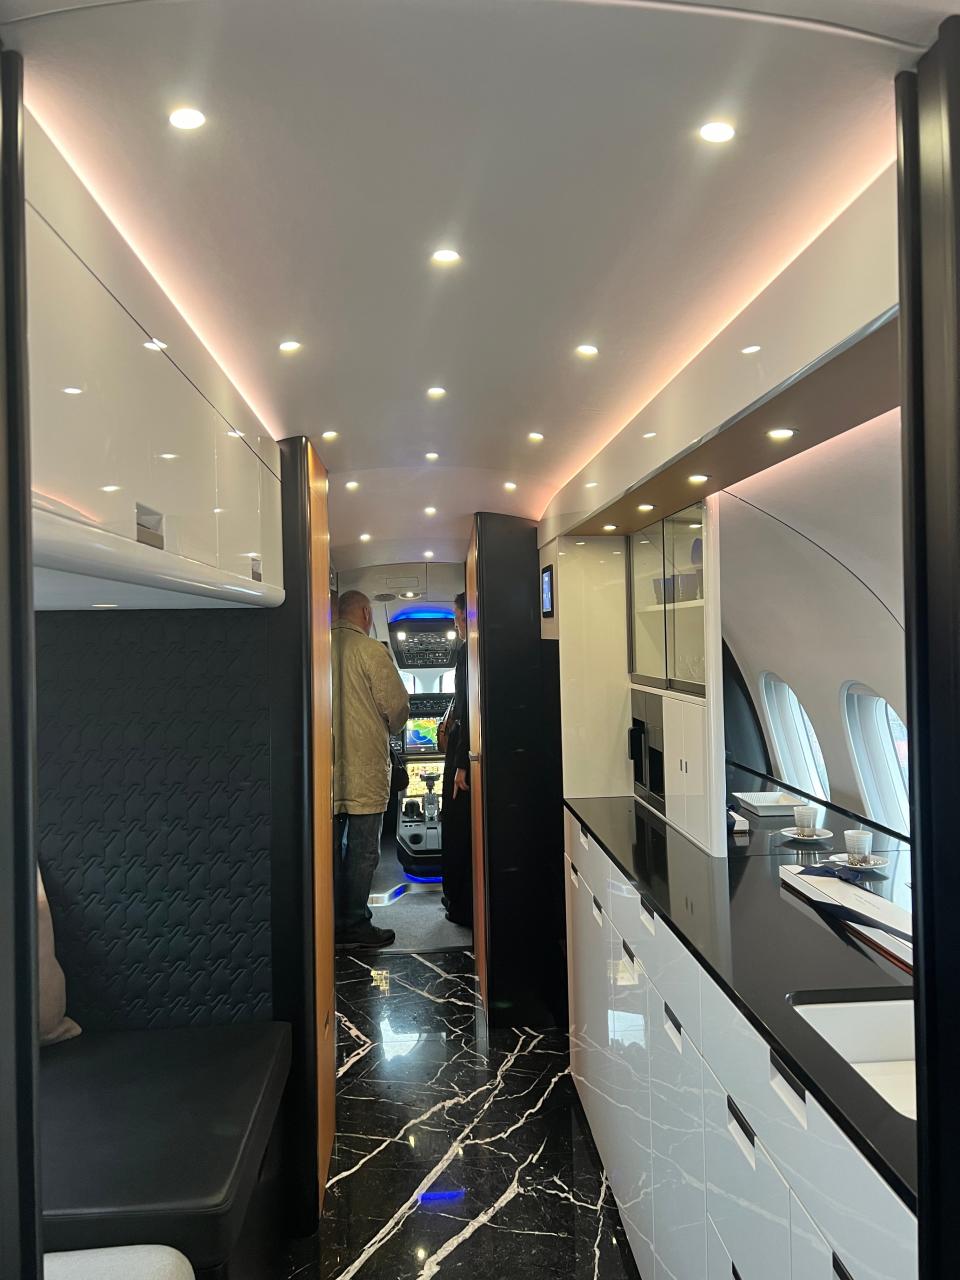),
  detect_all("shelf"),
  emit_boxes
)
[636,599,704,614]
